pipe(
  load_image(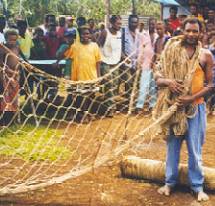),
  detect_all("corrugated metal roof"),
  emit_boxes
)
[121,15,150,29]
